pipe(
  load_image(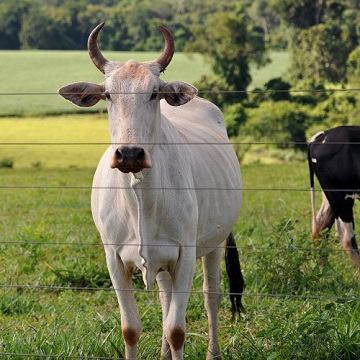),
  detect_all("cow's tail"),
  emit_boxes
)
[308,142,318,239]
[225,232,245,320]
